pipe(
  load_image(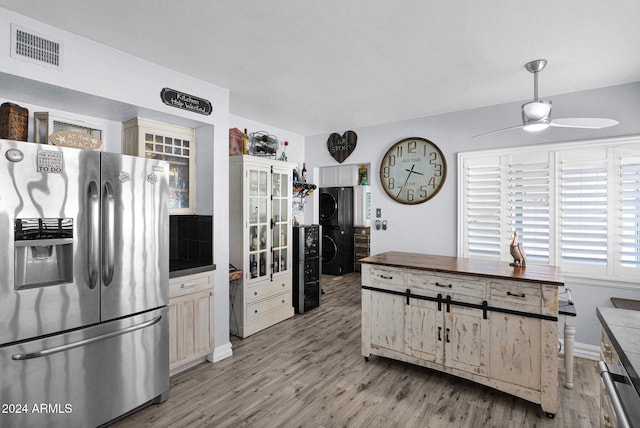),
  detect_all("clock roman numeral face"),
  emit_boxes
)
[380,138,447,204]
